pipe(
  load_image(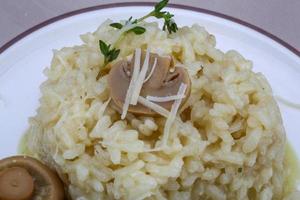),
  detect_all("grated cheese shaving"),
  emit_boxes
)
[144,58,157,83]
[137,96,183,125]
[137,96,170,118]
[146,94,185,102]
[161,83,187,147]
[130,48,151,105]
[121,48,141,119]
